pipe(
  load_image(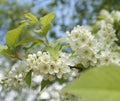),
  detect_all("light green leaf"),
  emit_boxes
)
[35,24,50,35]
[47,41,61,58]
[0,45,14,57]
[0,45,10,55]
[62,64,120,101]
[0,45,8,52]
[34,29,42,33]
[41,24,50,35]
[24,70,32,88]
[25,13,38,24]
[6,24,25,48]
[15,38,44,47]
[19,20,29,25]
[61,43,70,49]
[97,15,105,20]
[40,12,55,26]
